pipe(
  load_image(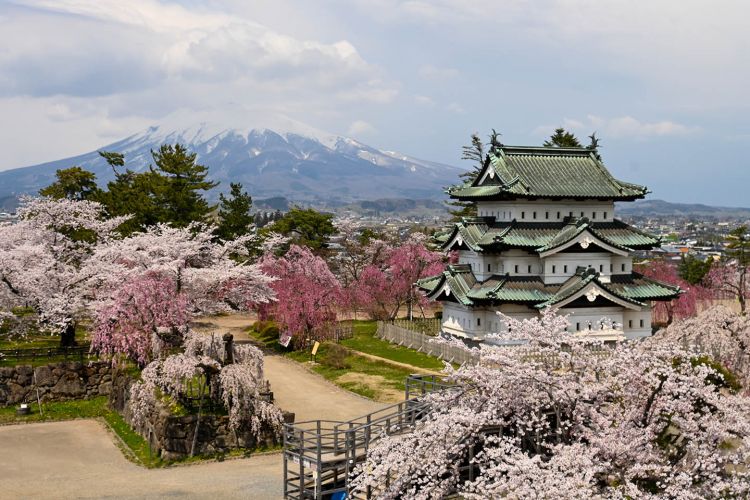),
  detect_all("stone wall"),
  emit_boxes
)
[0,361,112,407]
[110,371,290,460]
